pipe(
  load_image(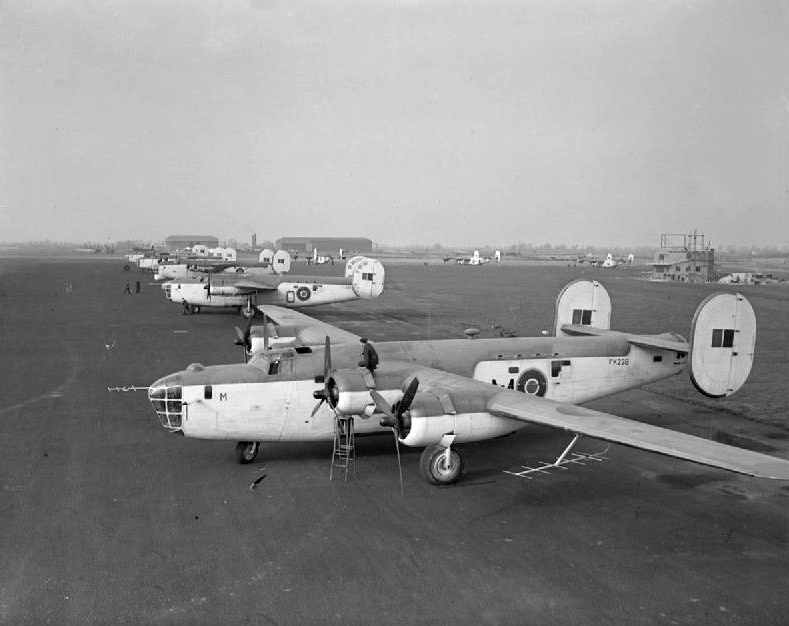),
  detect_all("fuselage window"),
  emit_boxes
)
[551,360,561,377]
[508,366,519,374]
[653,355,662,362]
[268,361,280,375]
